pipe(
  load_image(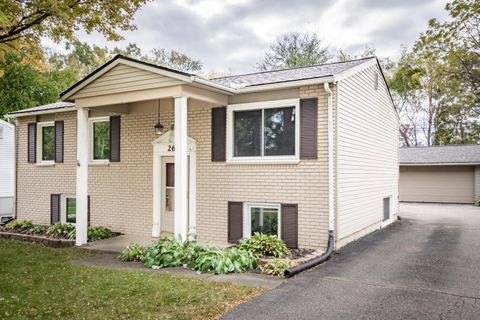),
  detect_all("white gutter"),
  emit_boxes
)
[236,76,335,93]
[6,107,77,119]
[324,82,335,232]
